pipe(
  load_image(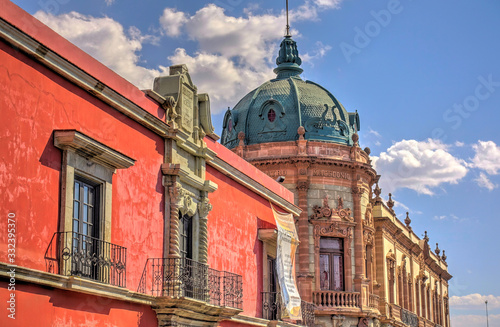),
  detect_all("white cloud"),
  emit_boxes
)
[314,0,344,9]
[104,0,115,6]
[474,172,498,190]
[368,128,382,138]
[451,314,500,327]
[455,141,465,147]
[470,140,500,175]
[168,48,272,110]
[34,11,167,89]
[451,294,500,308]
[157,3,345,113]
[372,139,468,195]
[159,8,188,37]
[301,42,332,66]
